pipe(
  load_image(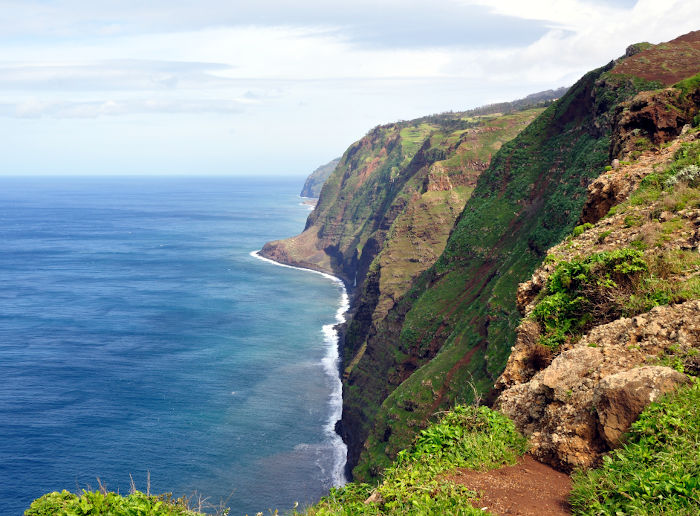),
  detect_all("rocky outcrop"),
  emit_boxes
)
[593,366,689,447]
[611,88,699,161]
[579,137,684,224]
[497,301,699,471]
